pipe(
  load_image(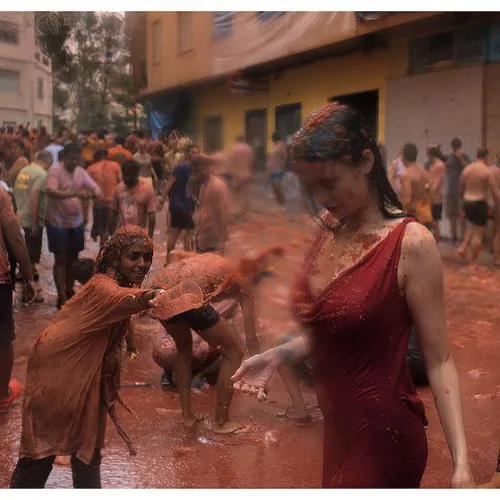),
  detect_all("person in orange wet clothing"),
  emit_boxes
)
[190,154,232,254]
[108,136,133,165]
[9,226,163,488]
[87,148,122,247]
[111,160,157,238]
